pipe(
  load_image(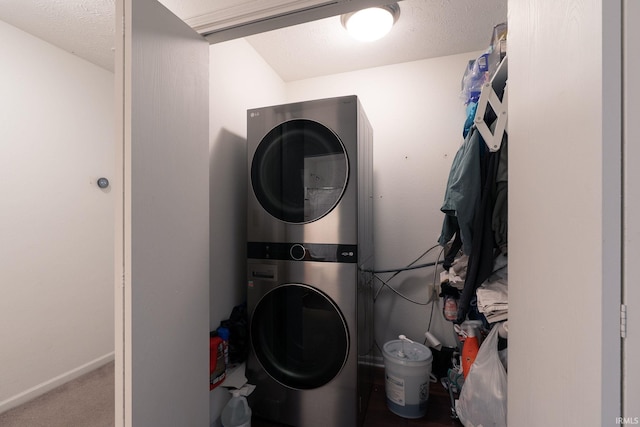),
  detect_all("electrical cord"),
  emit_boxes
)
[373,274,433,305]
[373,244,446,304]
[421,245,445,342]
[373,244,440,302]
[371,260,443,274]
[365,243,441,274]
[368,244,447,359]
